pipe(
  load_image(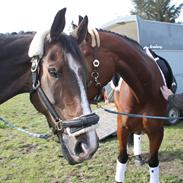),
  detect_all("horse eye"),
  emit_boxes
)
[48,68,60,78]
